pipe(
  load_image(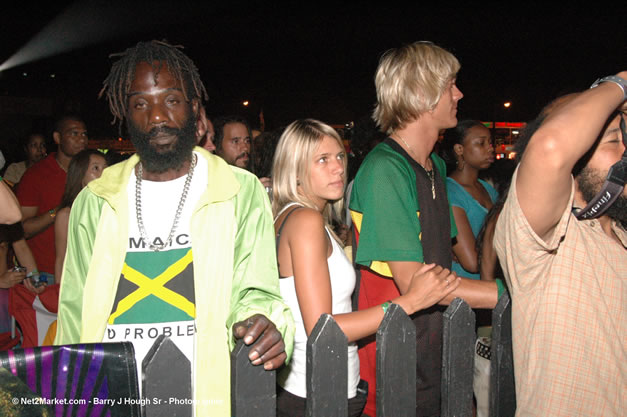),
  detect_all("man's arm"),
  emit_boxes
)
[21,206,57,239]
[227,173,294,369]
[0,180,22,224]
[517,72,627,240]
[388,261,498,309]
[15,166,58,238]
